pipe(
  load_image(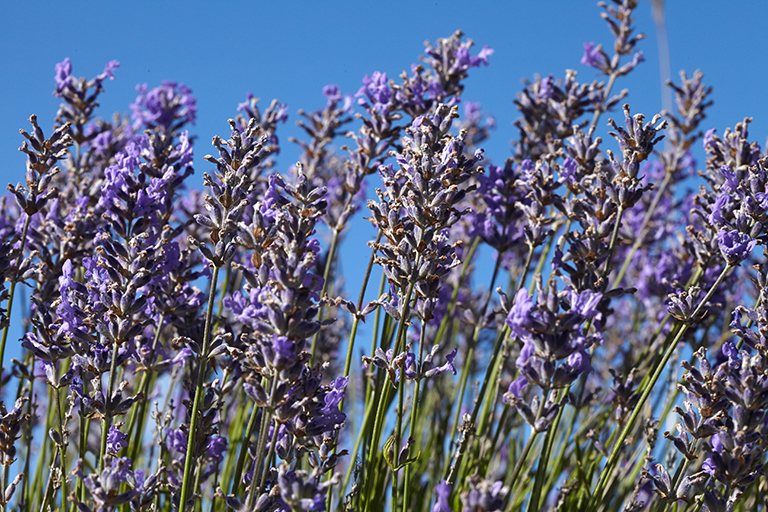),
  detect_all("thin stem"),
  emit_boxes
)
[432,237,480,347]
[127,314,166,465]
[249,378,278,507]
[0,213,32,393]
[339,231,382,412]
[528,394,556,512]
[444,251,506,473]
[504,429,537,510]
[445,326,507,485]
[392,360,405,510]
[589,72,619,134]
[231,402,259,497]
[401,320,428,512]
[601,205,625,282]
[586,264,731,512]
[364,277,417,510]
[341,398,376,496]
[99,342,121,472]
[612,173,672,289]
[73,411,87,512]
[258,417,280,493]
[310,228,341,362]
[192,460,204,512]
[55,385,69,508]
[180,265,221,511]
[39,445,60,512]
[21,360,36,510]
